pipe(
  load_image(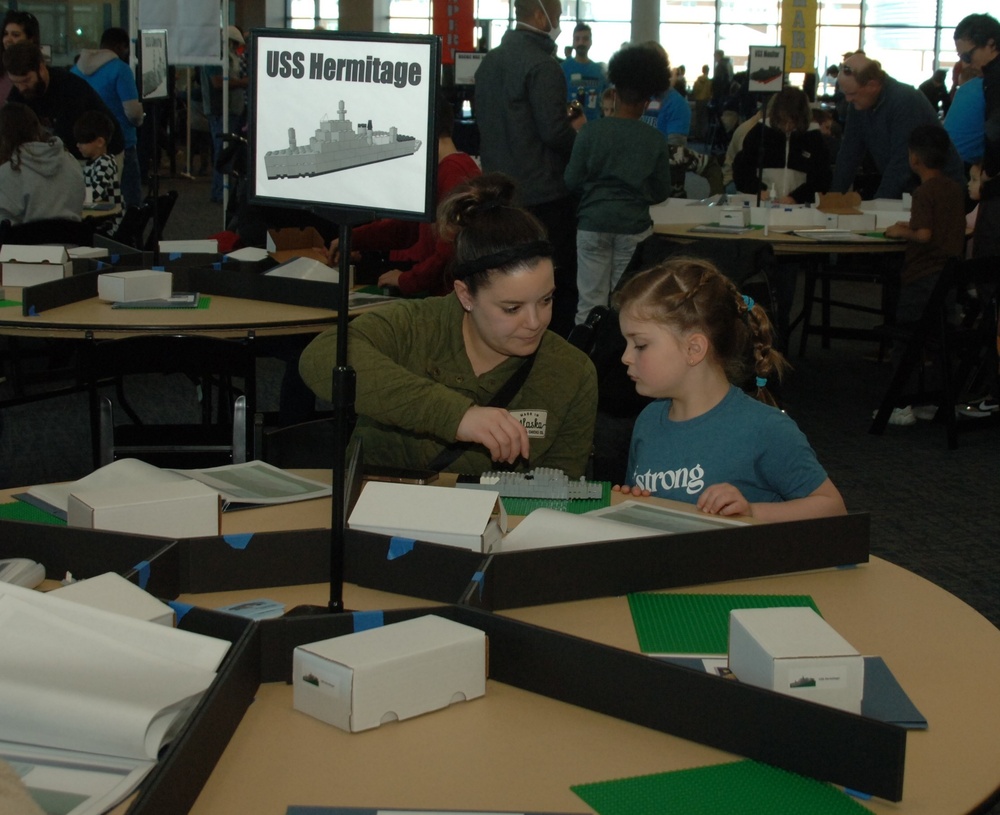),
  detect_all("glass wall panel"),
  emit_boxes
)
[660,23,719,78]
[388,17,432,34]
[586,22,632,63]
[862,26,937,86]
[389,0,431,16]
[719,0,777,25]
[477,0,511,20]
[816,25,861,75]
[719,23,781,73]
[818,0,862,27]
[661,0,718,25]
[863,0,936,27]
[941,0,982,29]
